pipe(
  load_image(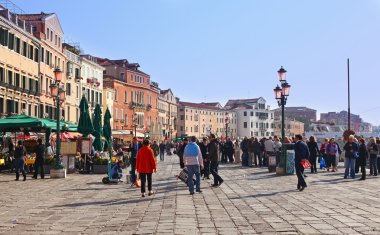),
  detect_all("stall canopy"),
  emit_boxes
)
[0,115,78,132]
[0,115,53,132]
